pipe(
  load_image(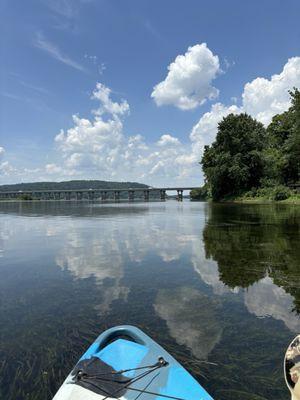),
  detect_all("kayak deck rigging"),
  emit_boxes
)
[72,356,188,399]
[53,325,214,400]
